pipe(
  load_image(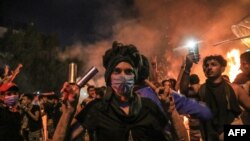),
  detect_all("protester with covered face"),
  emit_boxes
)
[53,41,180,141]
[0,82,23,141]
